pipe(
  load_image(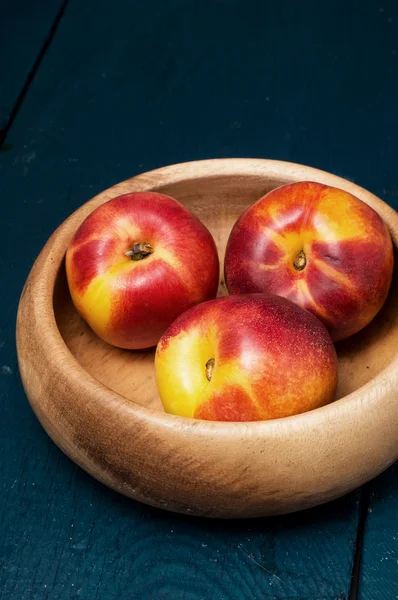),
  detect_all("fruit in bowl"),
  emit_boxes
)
[155,293,338,421]
[17,158,398,517]
[224,181,394,341]
[66,192,219,349]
